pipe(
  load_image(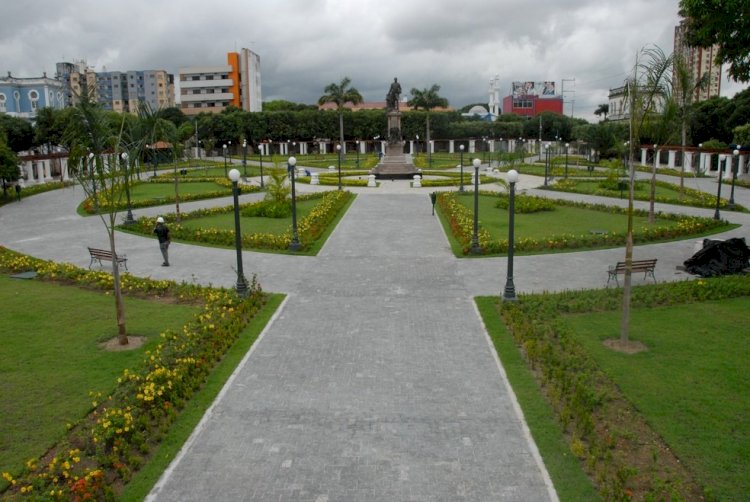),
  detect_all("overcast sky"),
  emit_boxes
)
[2,0,747,122]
